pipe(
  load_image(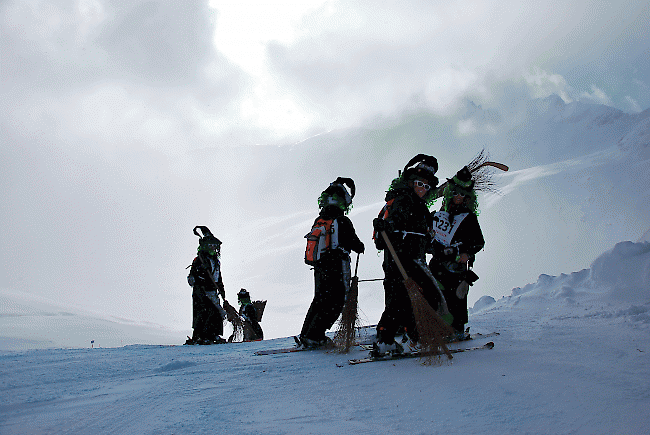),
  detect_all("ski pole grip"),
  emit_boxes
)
[380,231,409,281]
